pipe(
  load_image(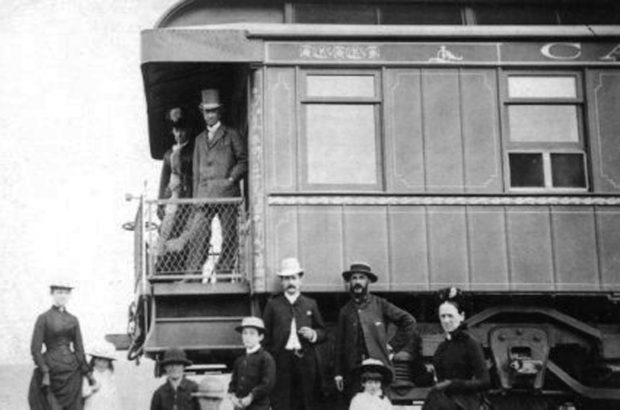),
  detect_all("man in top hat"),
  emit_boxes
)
[334,263,419,404]
[166,89,247,274]
[262,257,326,410]
[151,347,200,410]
